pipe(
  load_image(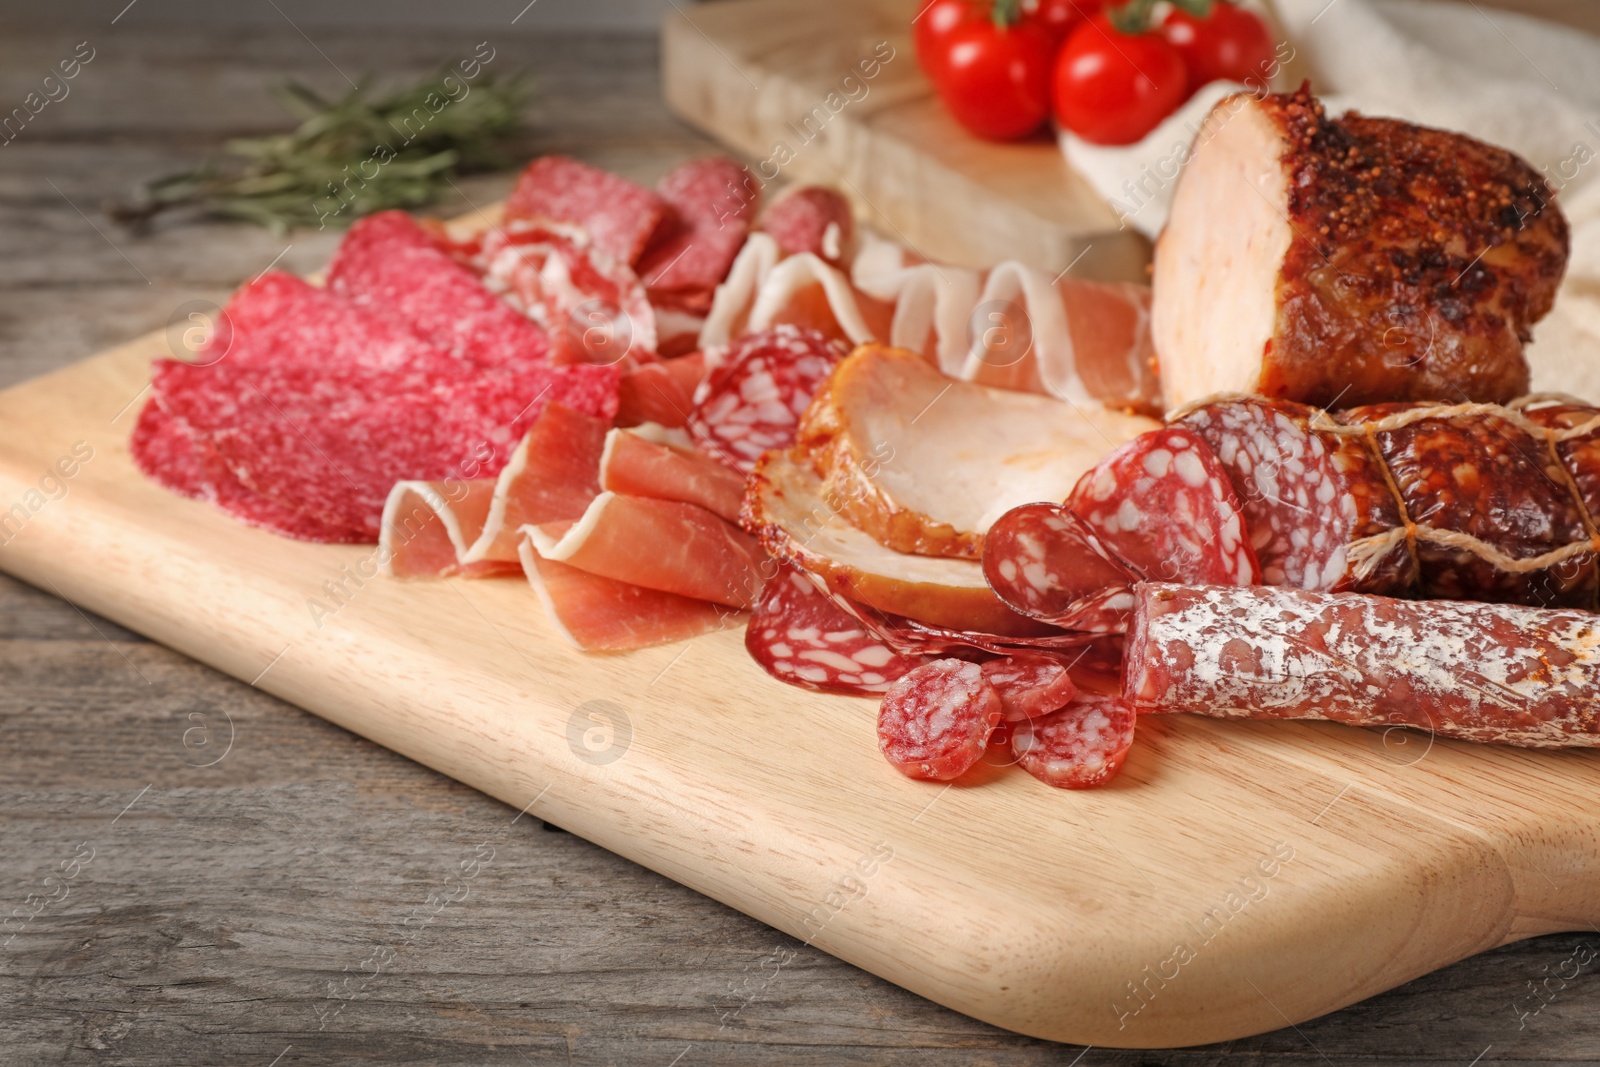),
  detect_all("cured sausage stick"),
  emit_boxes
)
[1123,583,1600,748]
[1176,395,1600,610]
